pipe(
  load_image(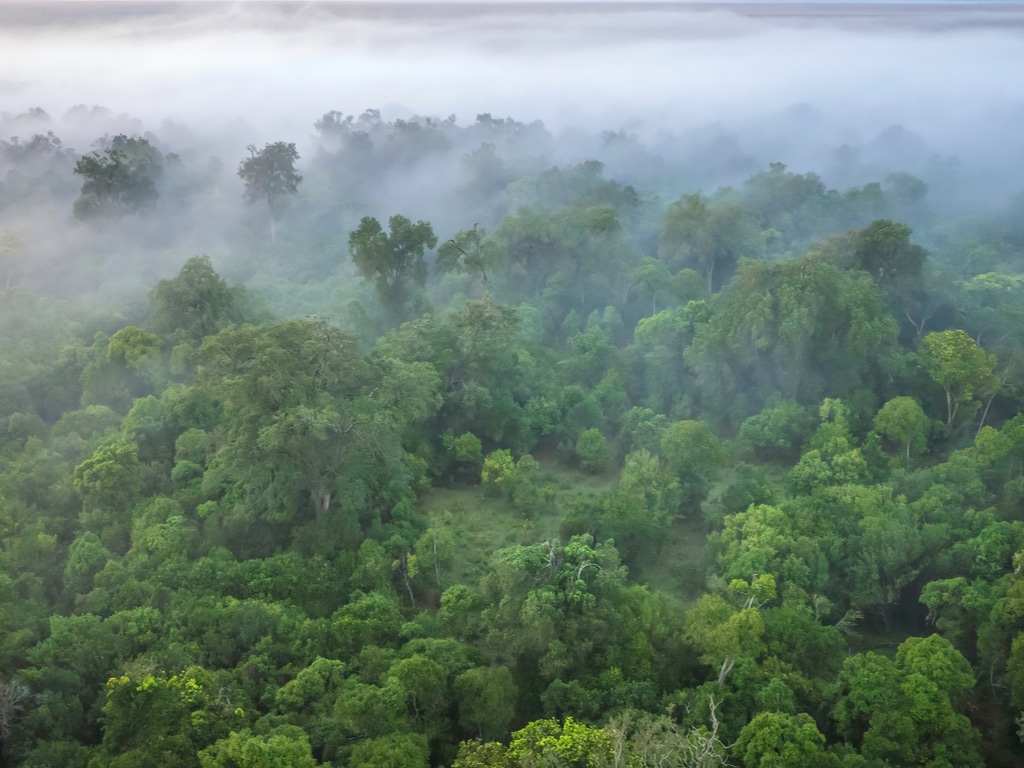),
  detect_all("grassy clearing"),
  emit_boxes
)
[415,455,714,601]
[416,458,615,587]
[635,514,710,605]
